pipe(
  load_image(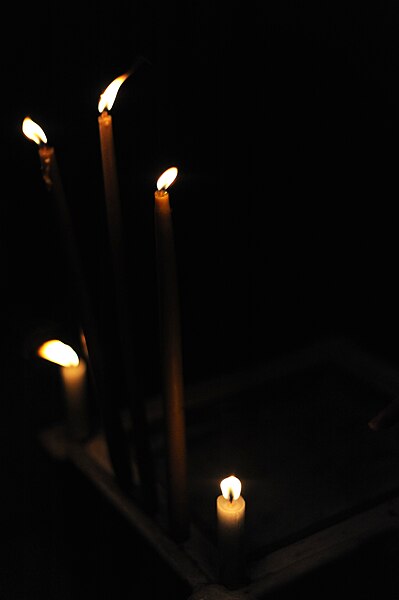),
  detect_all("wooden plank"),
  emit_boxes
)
[37,337,399,598]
